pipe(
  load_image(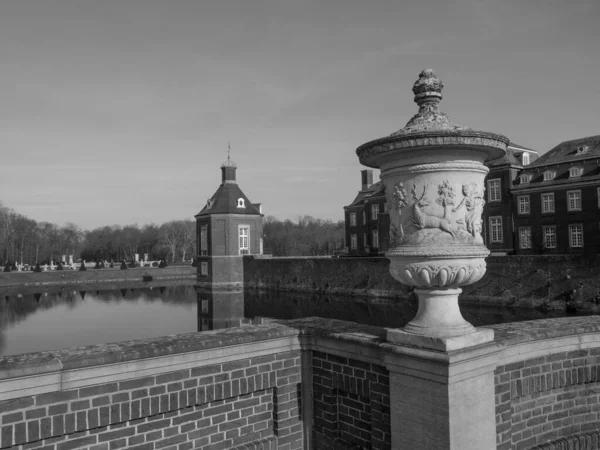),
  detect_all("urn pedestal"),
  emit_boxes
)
[356,69,509,351]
